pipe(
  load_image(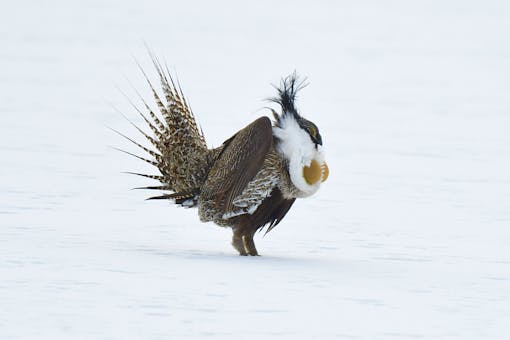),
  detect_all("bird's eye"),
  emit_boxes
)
[309,126,317,138]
